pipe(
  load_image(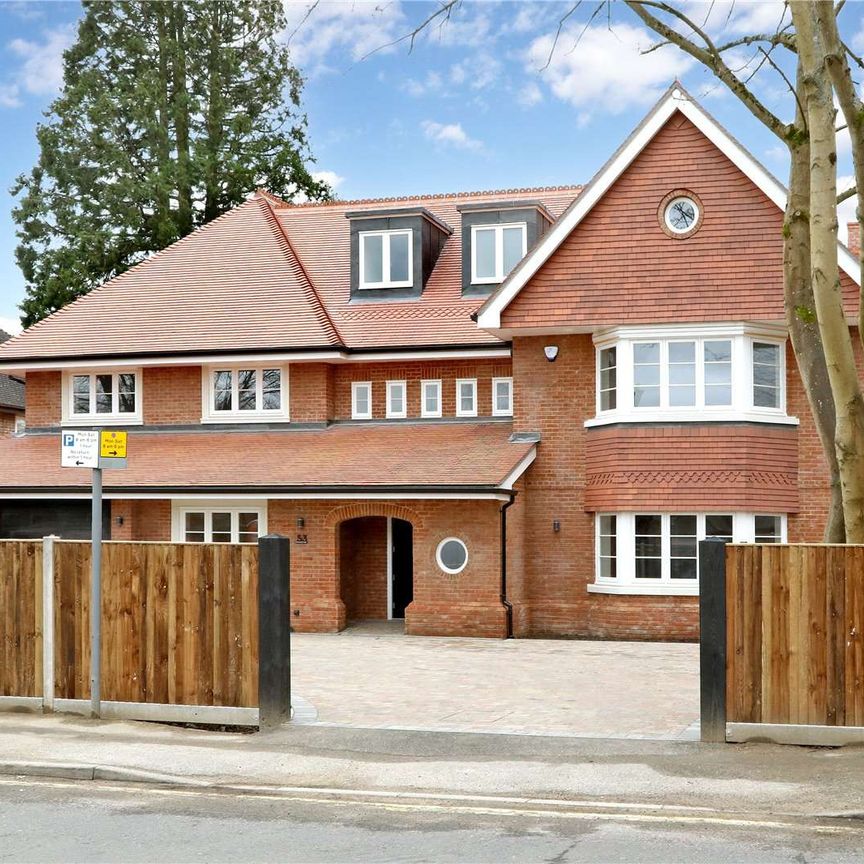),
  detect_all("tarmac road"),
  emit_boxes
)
[0,775,862,864]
